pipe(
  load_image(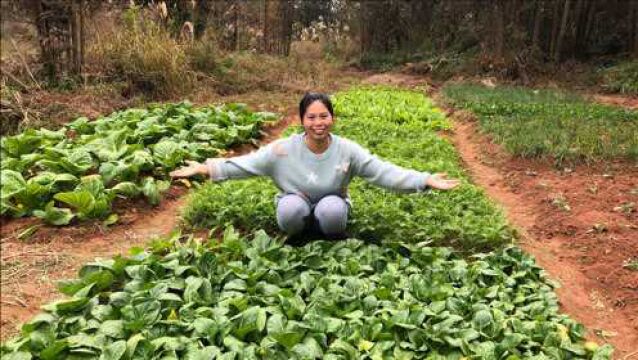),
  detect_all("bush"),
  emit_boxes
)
[213,51,330,95]
[600,60,638,95]
[91,6,194,98]
[186,33,220,75]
